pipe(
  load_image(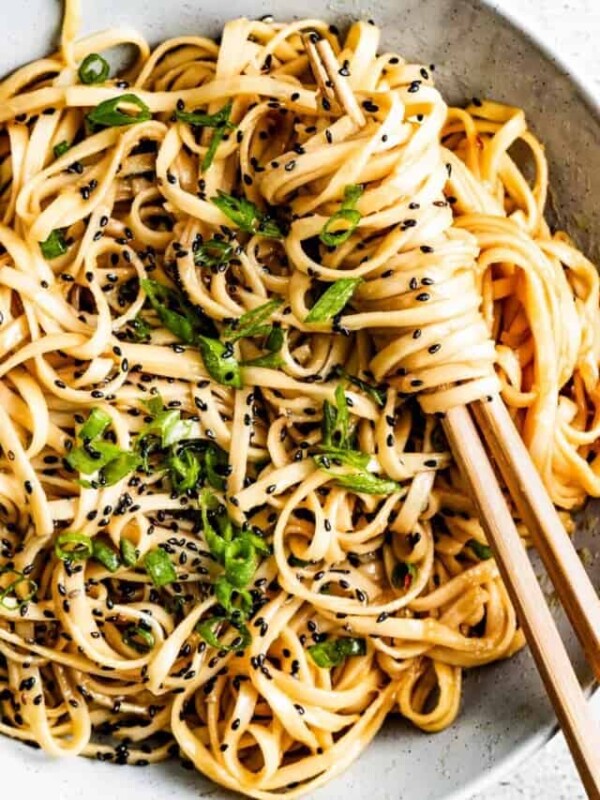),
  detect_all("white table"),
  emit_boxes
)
[472,1,600,798]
